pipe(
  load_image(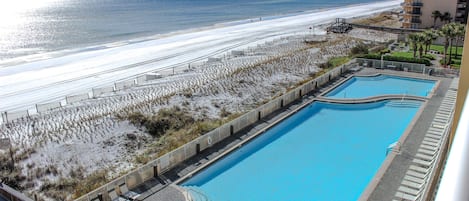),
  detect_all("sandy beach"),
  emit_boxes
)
[0,1,402,200]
